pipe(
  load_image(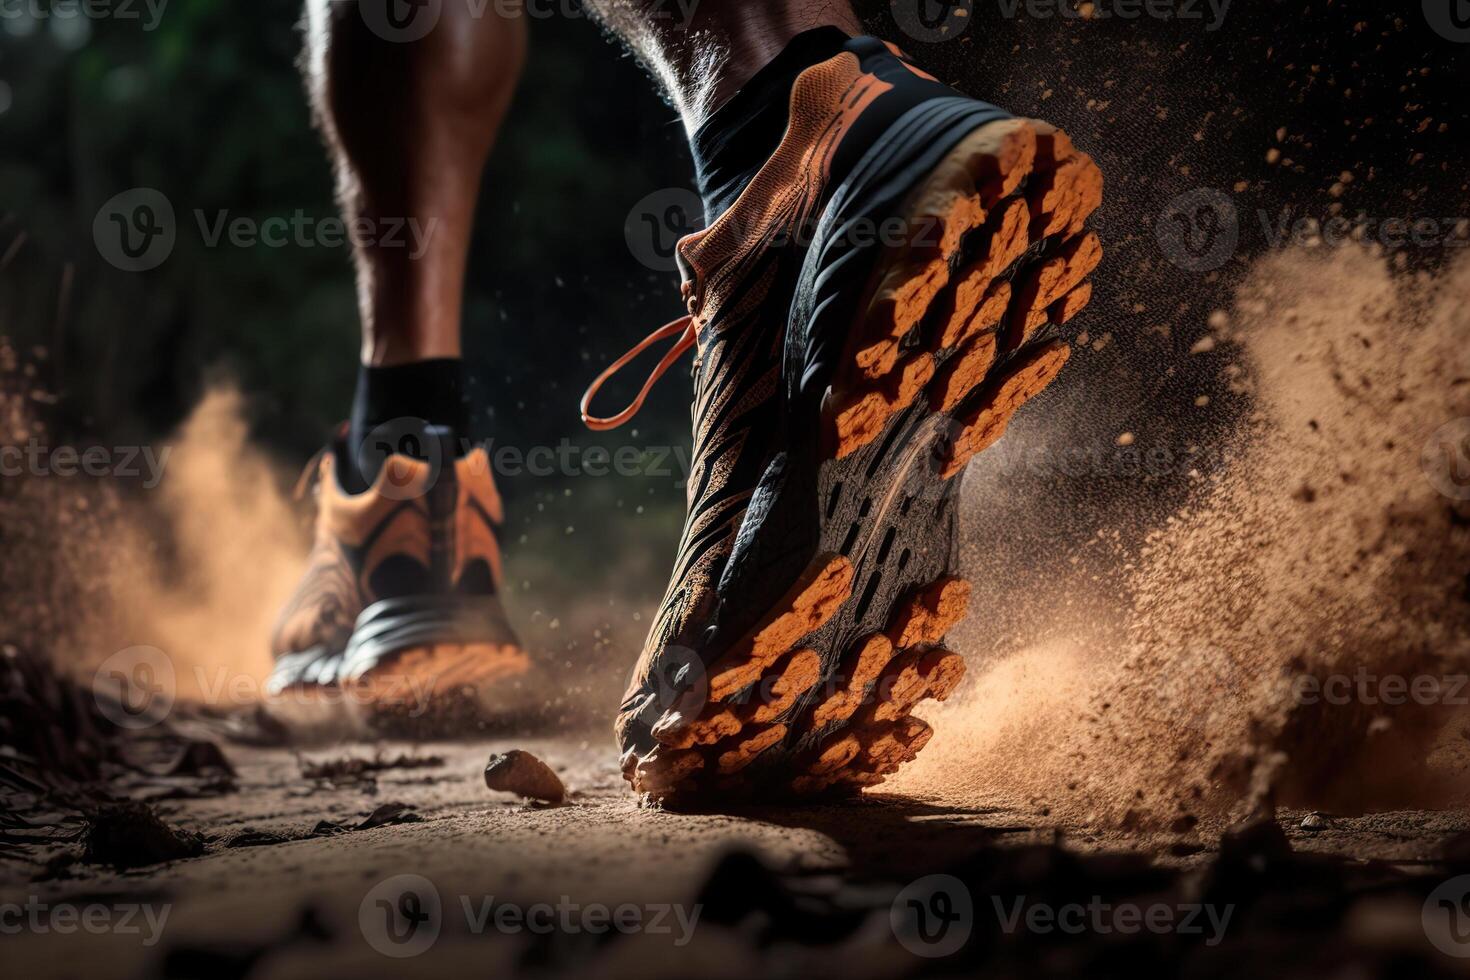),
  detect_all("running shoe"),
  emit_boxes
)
[583,35,1102,802]
[268,426,527,727]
